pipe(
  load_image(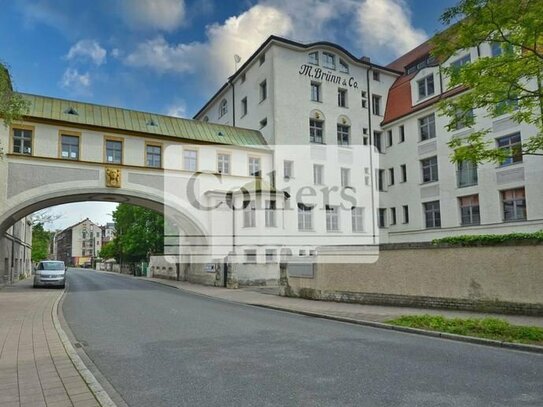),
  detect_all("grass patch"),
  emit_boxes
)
[387,315,543,346]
